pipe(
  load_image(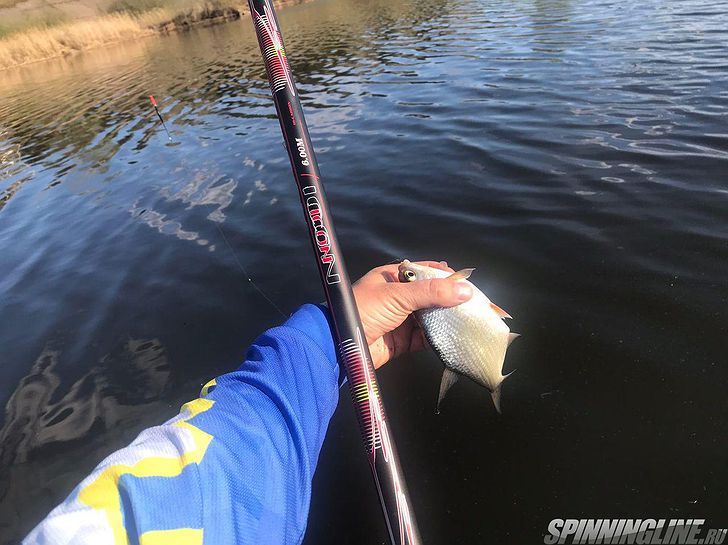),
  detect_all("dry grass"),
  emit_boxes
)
[0,0,247,71]
[0,14,153,70]
[0,10,69,37]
